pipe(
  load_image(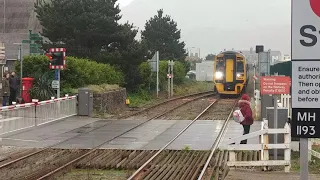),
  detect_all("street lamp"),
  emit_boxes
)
[13,43,23,97]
